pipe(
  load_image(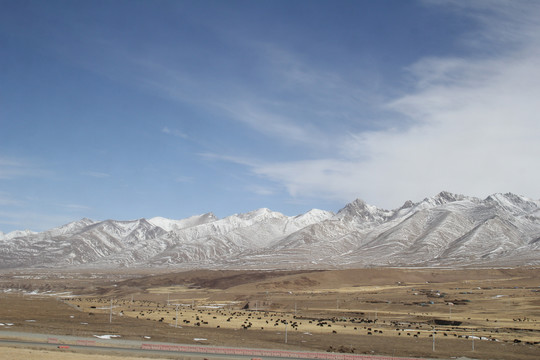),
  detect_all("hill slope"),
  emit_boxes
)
[1,192,539,269]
